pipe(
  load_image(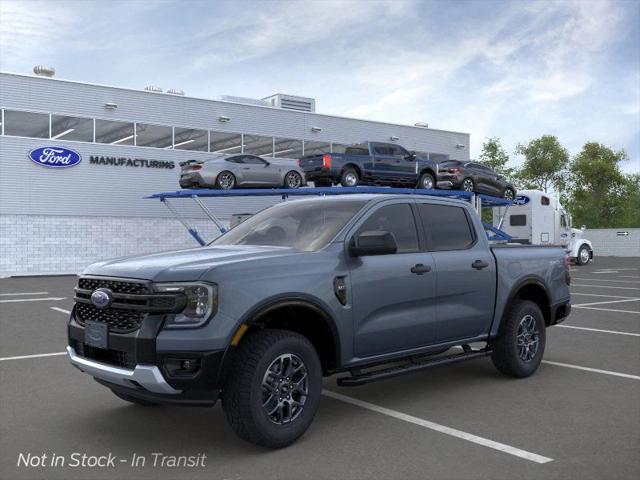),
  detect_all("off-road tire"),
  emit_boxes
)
[491,300,546,378]
[340,168,359,187]
[222,329,322,448]
[111,390,160,406]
